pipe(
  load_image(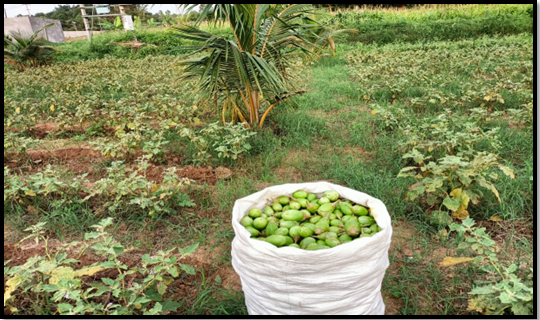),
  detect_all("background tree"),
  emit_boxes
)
[34,5,84,31]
